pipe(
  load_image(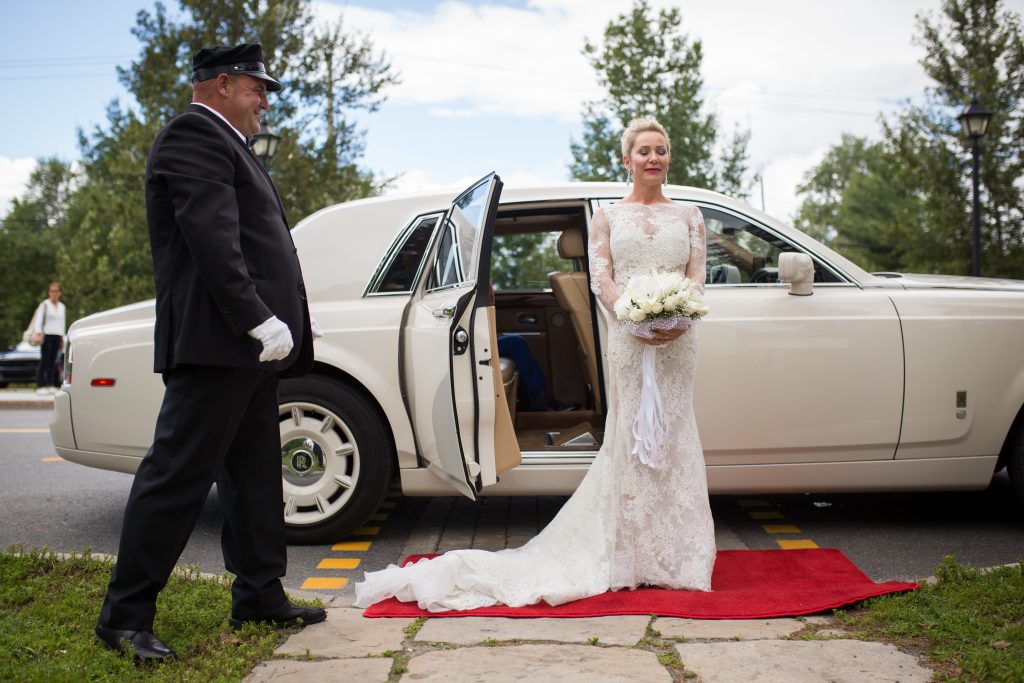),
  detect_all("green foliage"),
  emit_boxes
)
[490,233,569,291]
[0,547,285,681]
[841,556,1024,682]
[796,0,1024,277]
[0,159,73,346]
[4,0,395,326]
[570,0,750,196]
